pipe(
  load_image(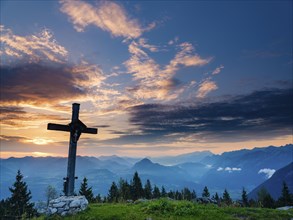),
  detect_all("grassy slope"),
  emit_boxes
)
[39,199,293,220]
